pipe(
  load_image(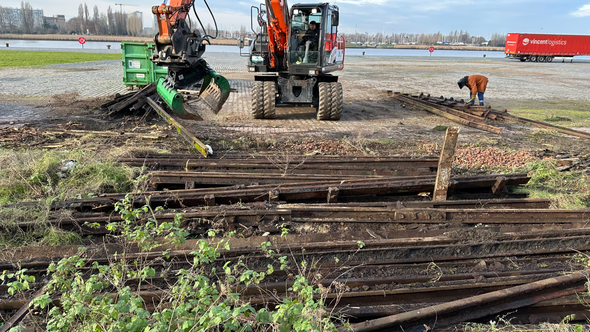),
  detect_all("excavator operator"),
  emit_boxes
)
[299,20,319,63]
[302,21,320,50]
